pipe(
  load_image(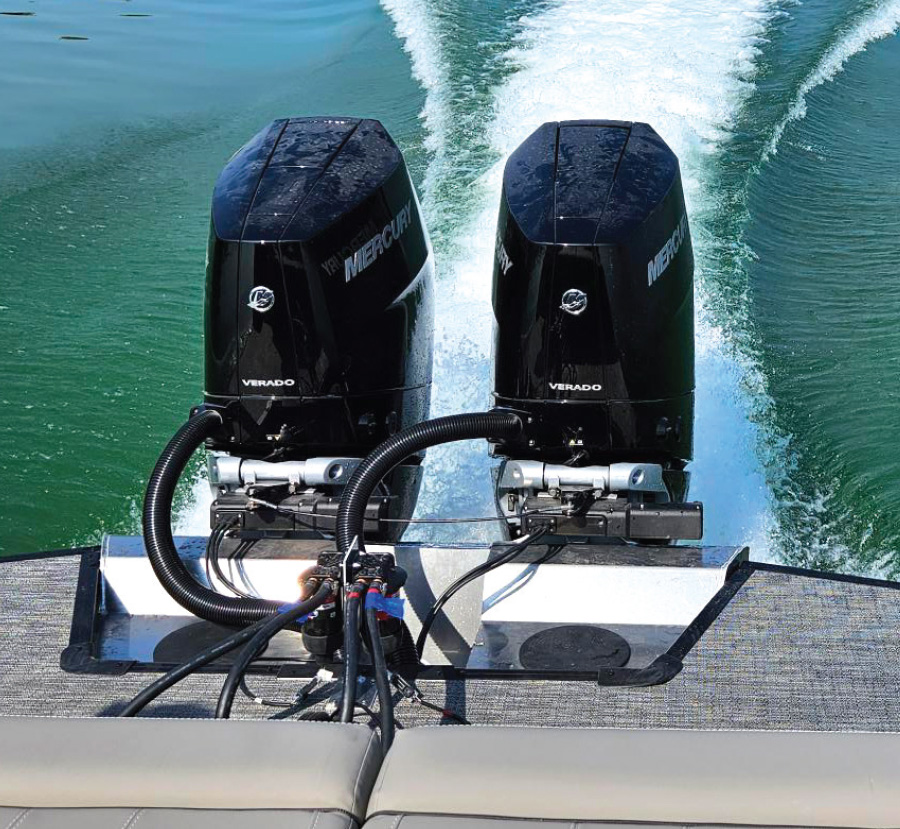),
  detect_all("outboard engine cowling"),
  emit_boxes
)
[492,120,701,540]
[204,117,434,540]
